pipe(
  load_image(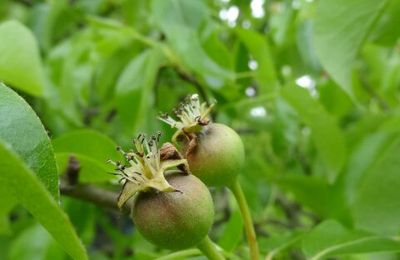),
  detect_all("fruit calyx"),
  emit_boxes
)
[159,94,214,143]
[107,132,190,208]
